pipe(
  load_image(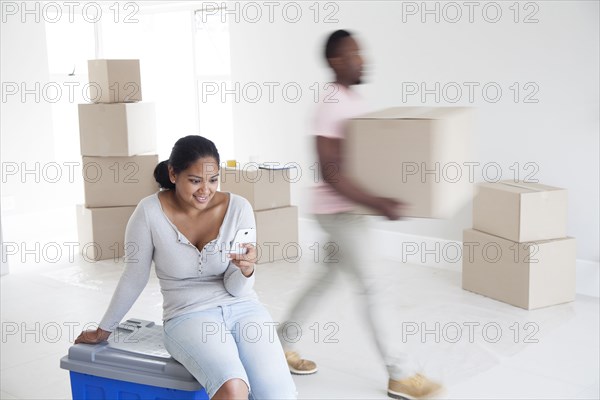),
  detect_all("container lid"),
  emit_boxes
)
[60,319,202,391]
